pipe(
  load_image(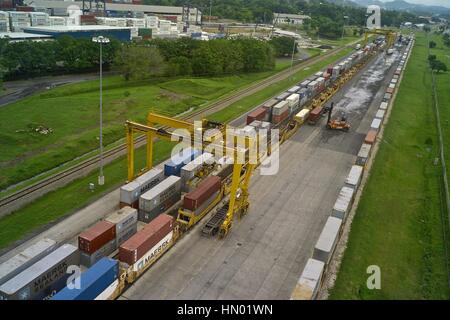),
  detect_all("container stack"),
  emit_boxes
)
[120,168,164,208]
[164,148,201,176]
[29,12,49,26]
[0,244,79,300]
[78,221,117,267]
[0,11,9,32]
[105,206,138,247]
[49,16,66,26]
[180,152,214,192]
[9,12,31,32]
[182,176,221,215]
[138,175,182,223]
[272,100,289,124]
[119,214,174,272]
